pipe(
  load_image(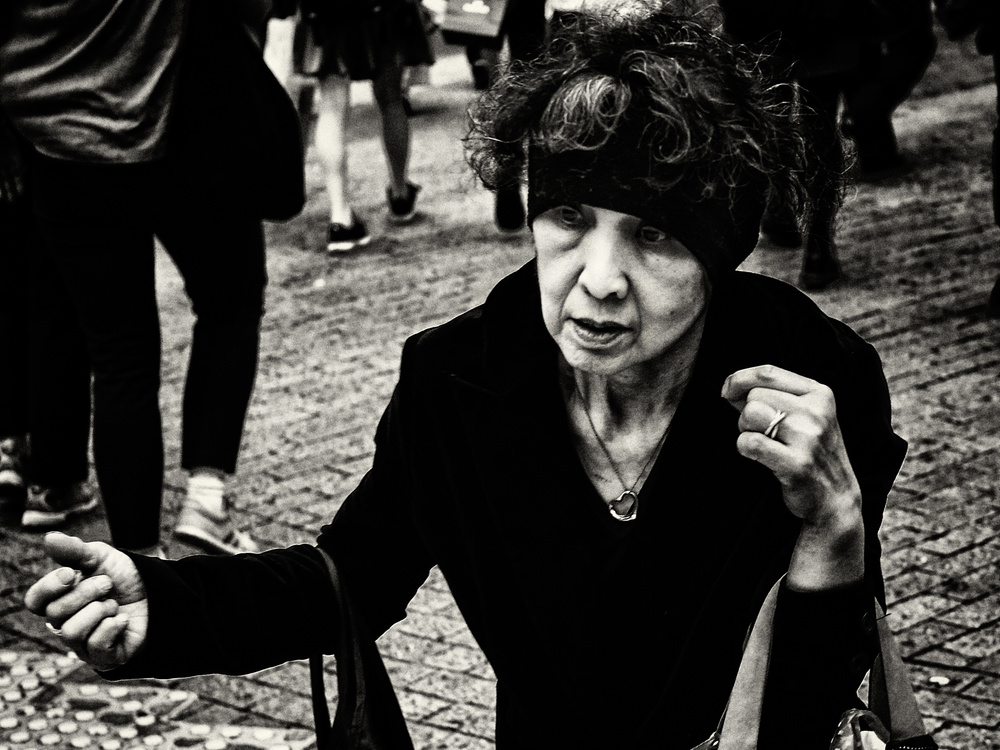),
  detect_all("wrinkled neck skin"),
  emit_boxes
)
[561,311,706,434]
